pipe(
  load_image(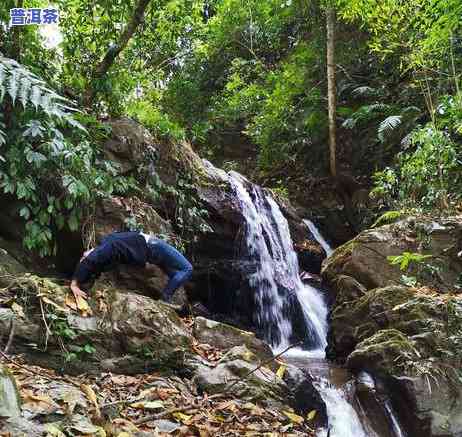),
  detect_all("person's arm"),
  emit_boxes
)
[71,257,94,300]
[70,242,114,300]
